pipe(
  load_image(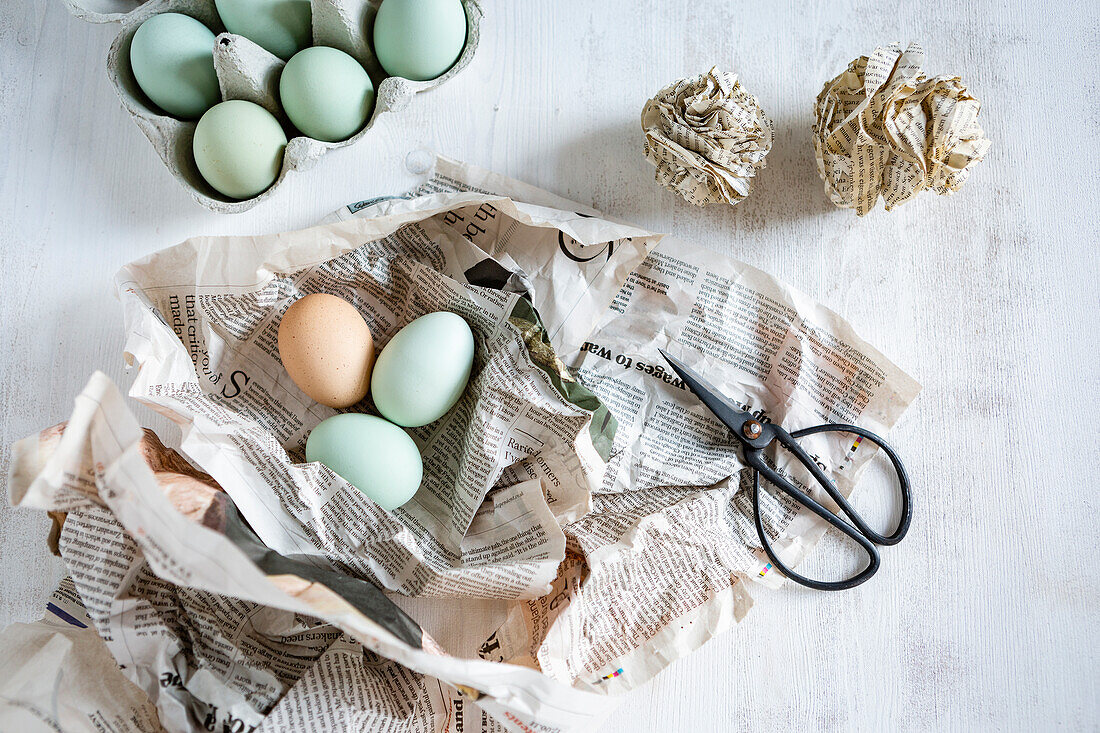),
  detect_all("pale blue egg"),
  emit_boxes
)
[129,13,220,119]
[370,312,474,427]
[214,0,312,60]
[373,0,467,81]
[193,100,287,199]
[306,413,423,511]
[279,46,375,143]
